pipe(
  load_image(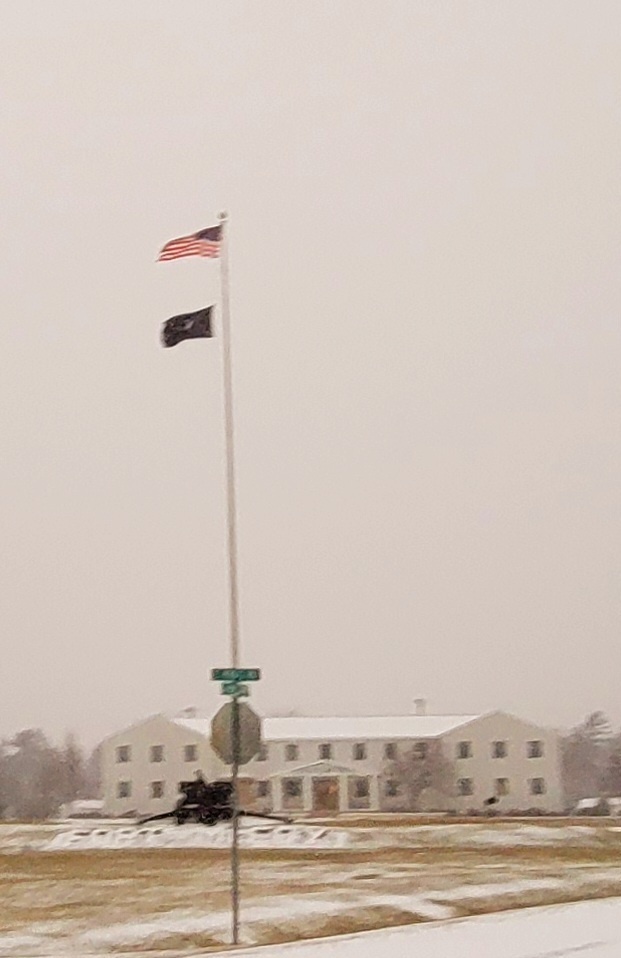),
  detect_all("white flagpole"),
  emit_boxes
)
[218,210,240,670]
[217,210,242,945]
